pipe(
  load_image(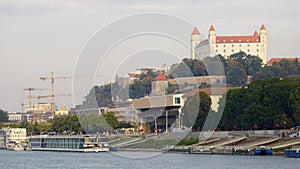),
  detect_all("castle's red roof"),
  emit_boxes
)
[154,71,167,81]
[209,25,215,31]
[260,24,266,30]
[216,35,260,43]
[192,27,200,35]
[267,58,300,65]
[253,31,259,36]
